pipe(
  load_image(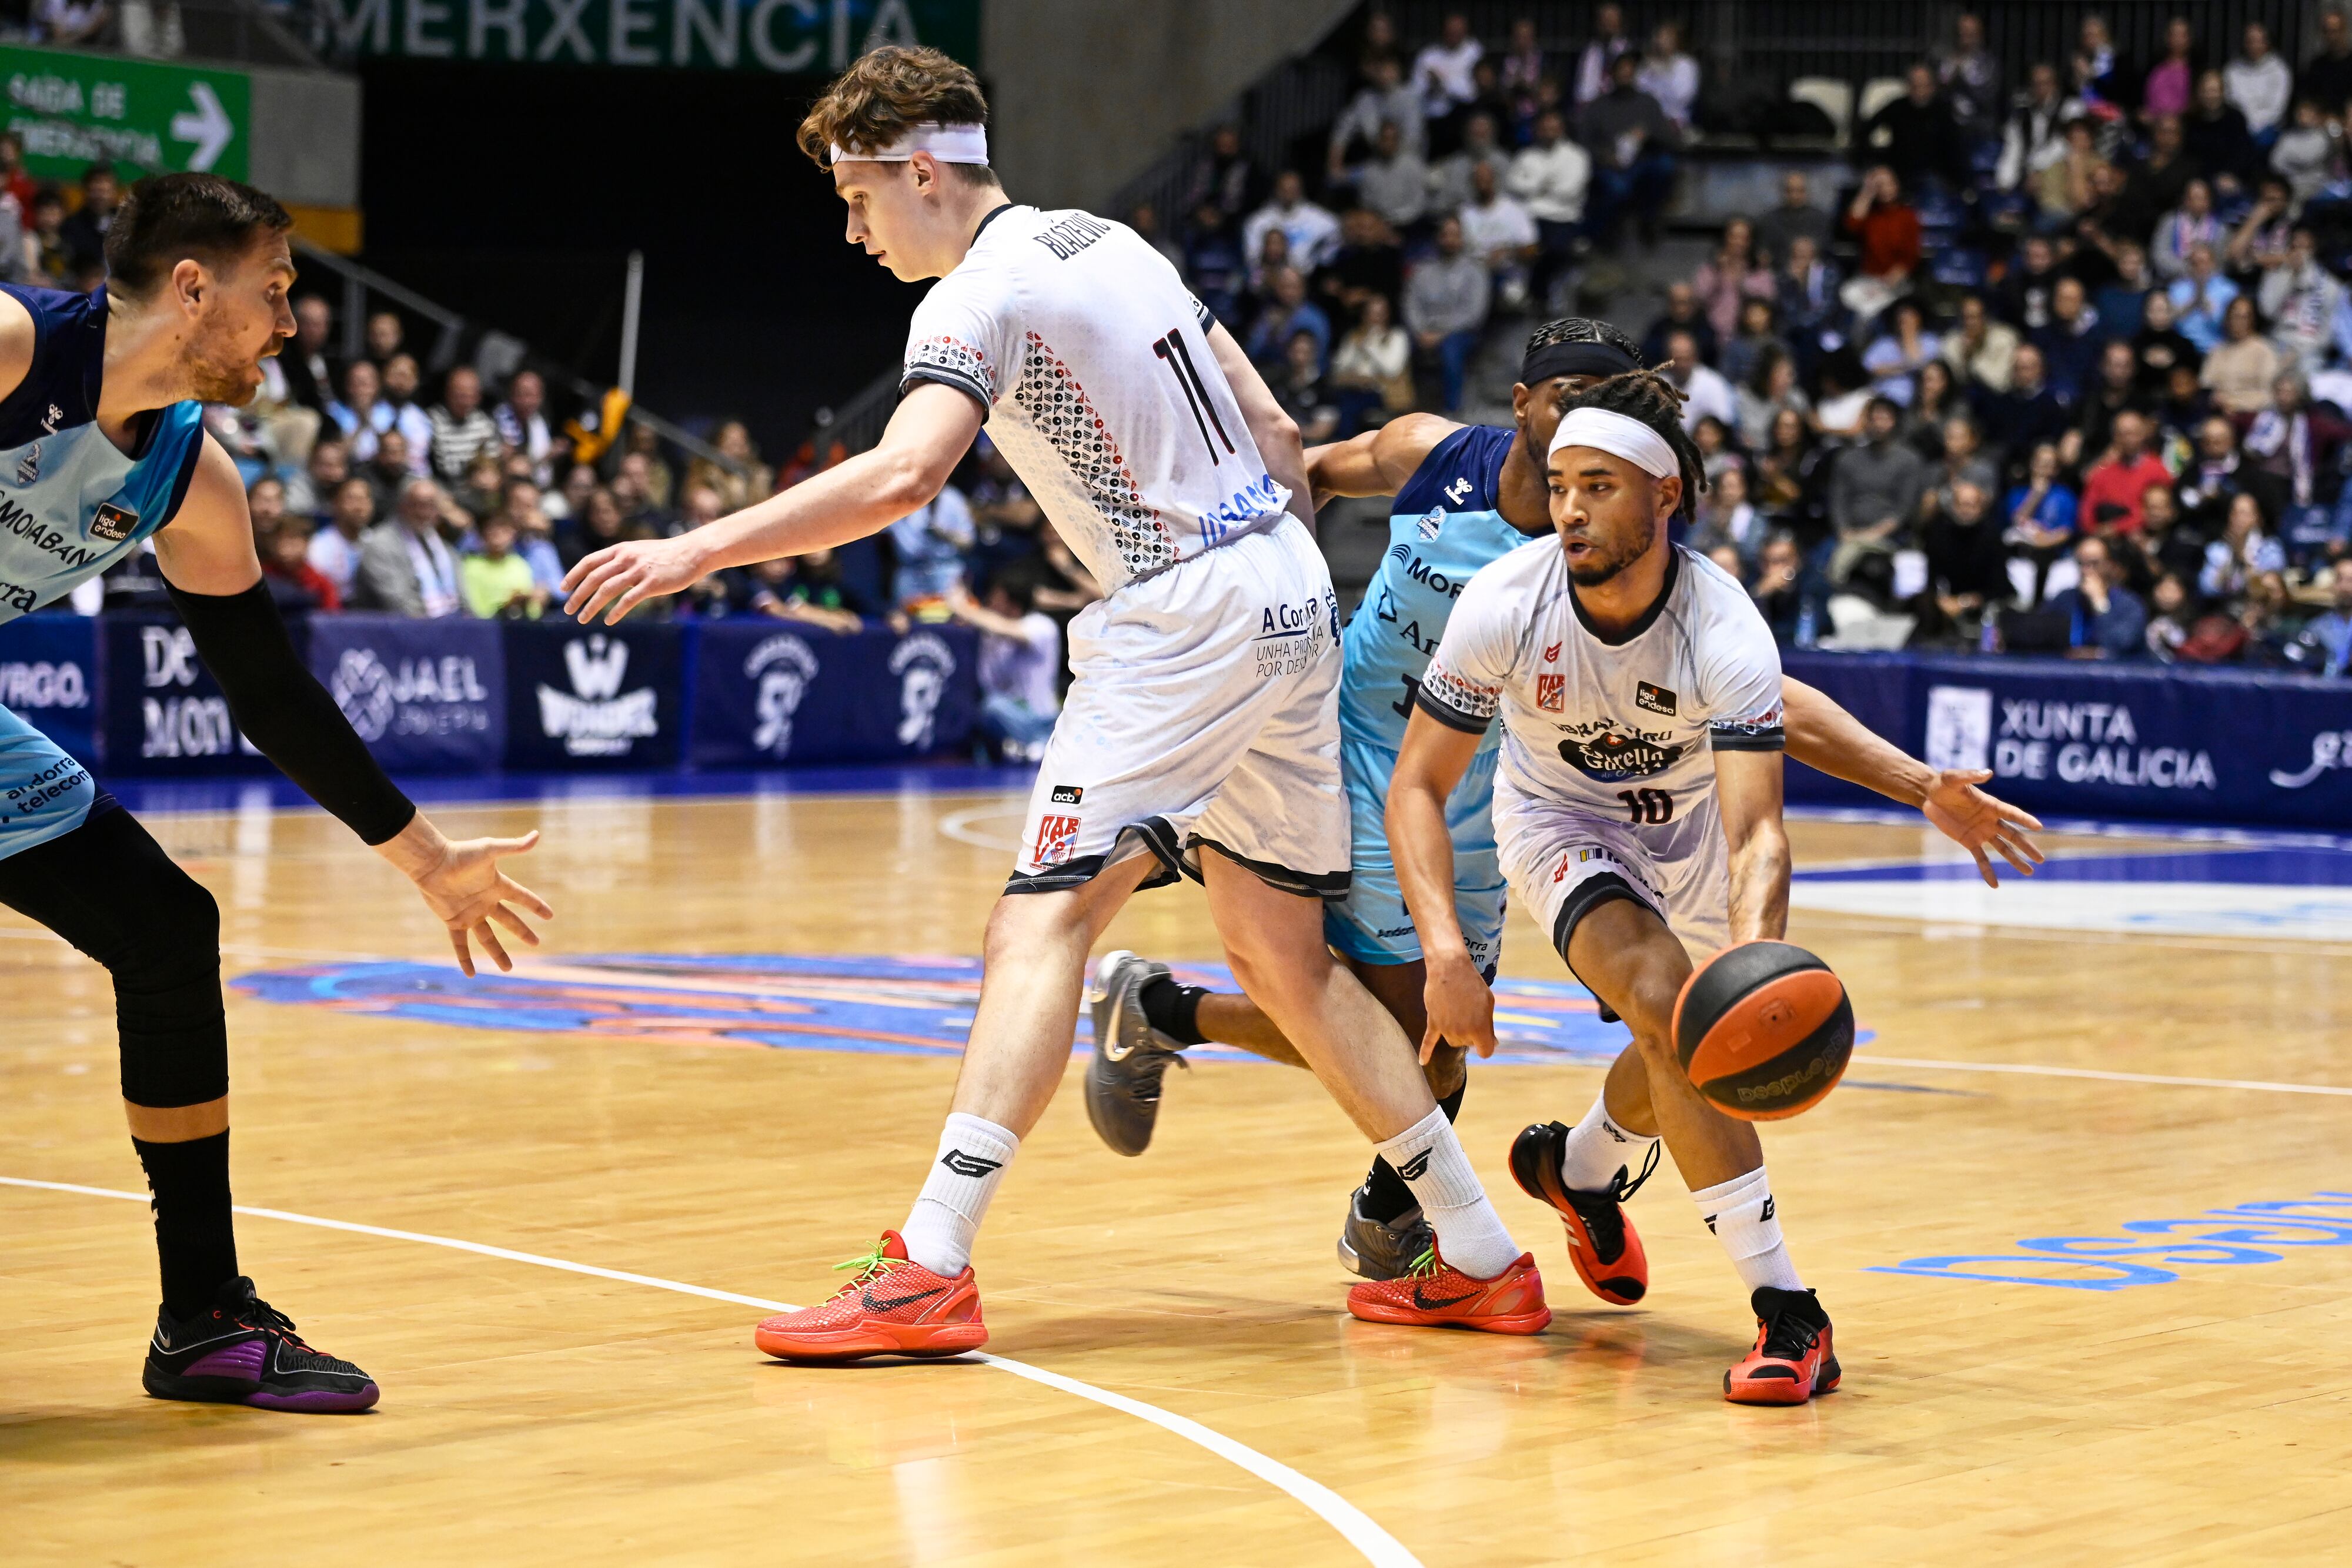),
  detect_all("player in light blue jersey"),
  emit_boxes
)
[1084,319,2045,1283]
[0,175,550,1412]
